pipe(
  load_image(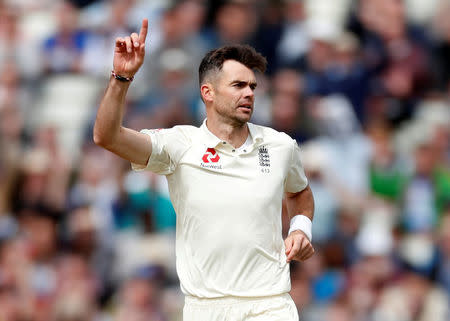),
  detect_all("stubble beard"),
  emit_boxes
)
[215,101,252,128]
